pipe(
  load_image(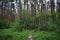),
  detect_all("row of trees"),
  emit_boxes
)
[0,0,17,21]
[18,0,60,32]
[0,0,60,32]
